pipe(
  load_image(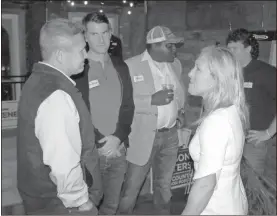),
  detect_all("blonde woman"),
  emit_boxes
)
[182,46,249,215]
